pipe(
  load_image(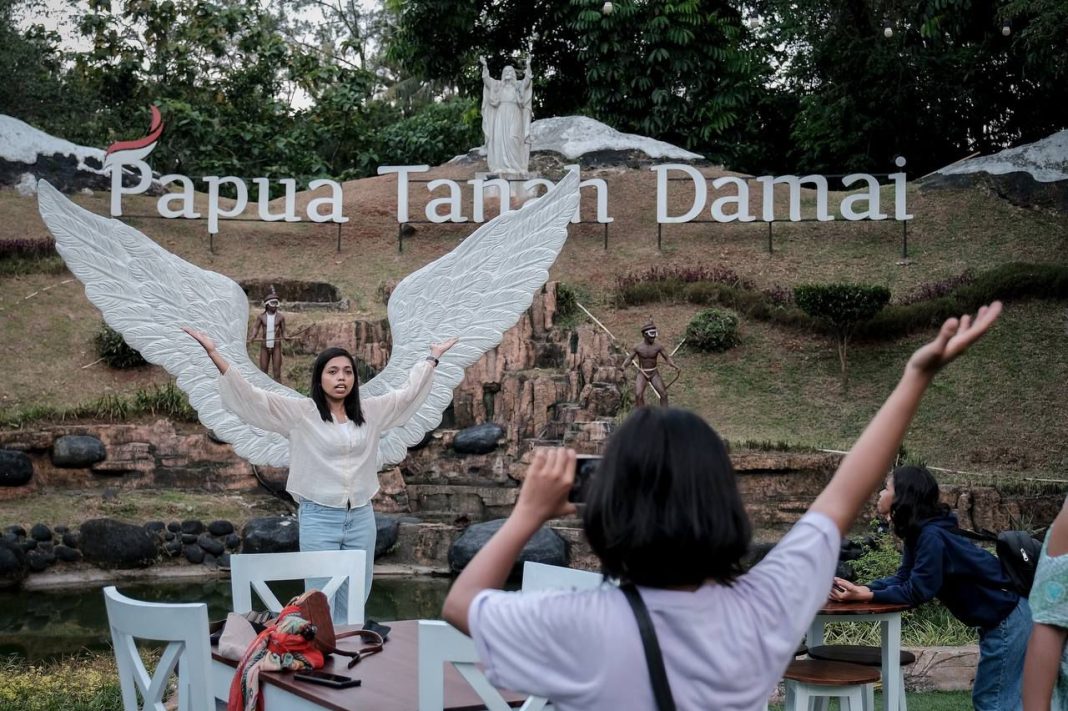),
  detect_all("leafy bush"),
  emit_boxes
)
[377,99,481,168]
[794,284,890,374]
[685,308,740,352]
[555,282,579,321]
[616,263,753,300]
[93,323,146,369]
[0,238,56,260]
[900,269,976,305]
